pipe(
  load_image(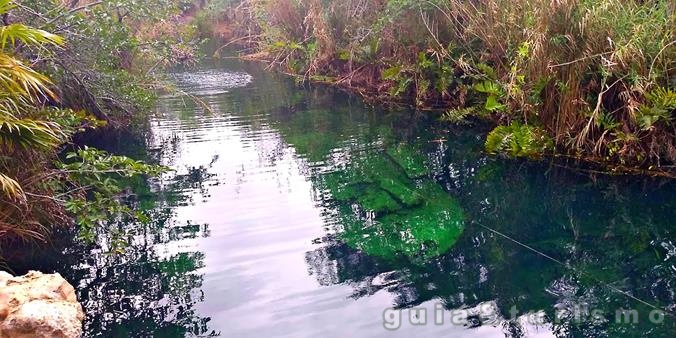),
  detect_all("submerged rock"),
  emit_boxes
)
[321,148,465,261]
[339,181,465,261]
[0,271,84,338]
